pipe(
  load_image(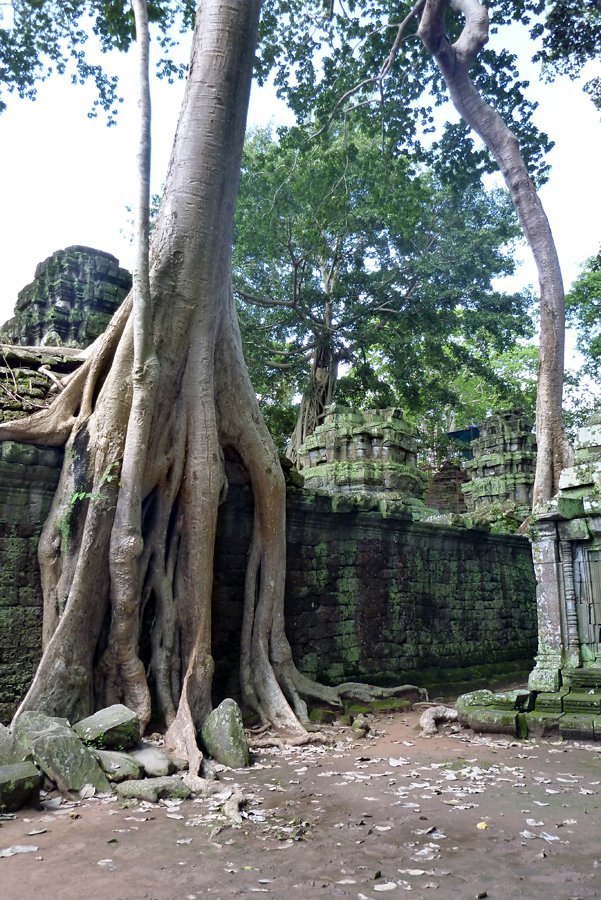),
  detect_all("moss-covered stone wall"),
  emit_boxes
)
[0,456,537,723]
[213,487,537,700]
[0,442,63,723]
